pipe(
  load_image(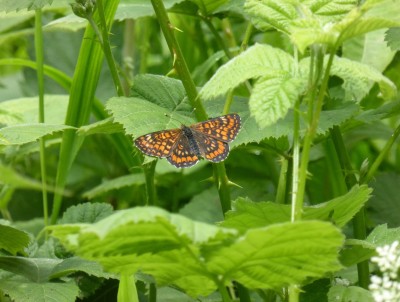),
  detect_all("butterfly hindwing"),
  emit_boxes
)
[134,129,181,158]
[192,131,229,162]
[191,113,241,142]
[167,134,199,168]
